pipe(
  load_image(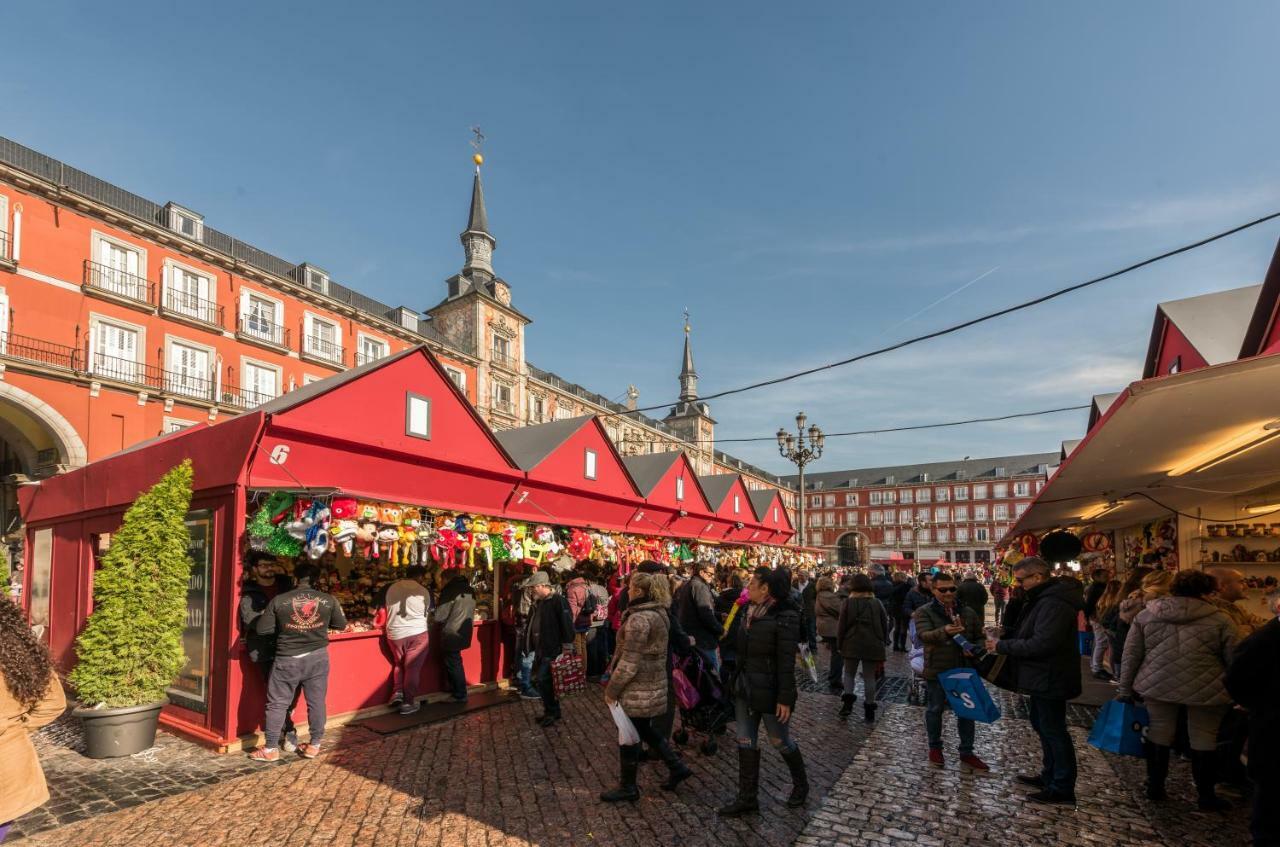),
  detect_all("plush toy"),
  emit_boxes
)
[331,519,358,556]
[397,524,418,566]
[434,528,460,567]
[356,520,378,559]
[283,498,314,541]
[304,502,332,560]
[359,502,380,522]
[522,525,553,565]
[331,496,358,522]
[376,524,400,563]
[380,504,403,526]
[567,529,593,562]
